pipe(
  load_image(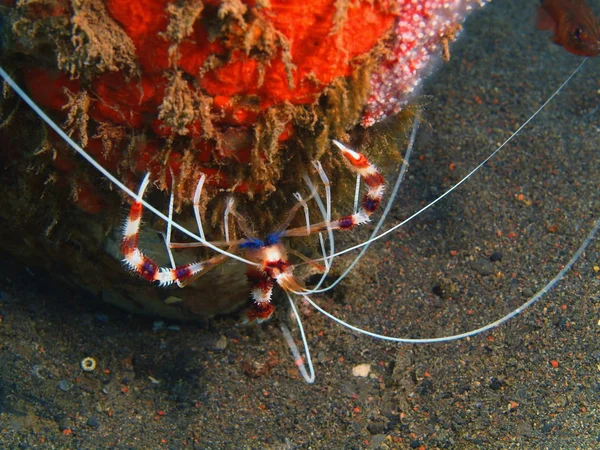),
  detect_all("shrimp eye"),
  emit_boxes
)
[573,27,585,41]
